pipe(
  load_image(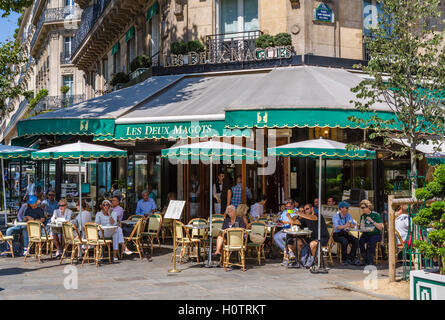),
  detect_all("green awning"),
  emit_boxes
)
[426,153,445,166]
[125,26,135,42]
[224,108,400,129]
[146,1,159,21]
[112,42,120,55]
[0,145,36,159]
[17,119,115,137]
[93,121,250,141]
